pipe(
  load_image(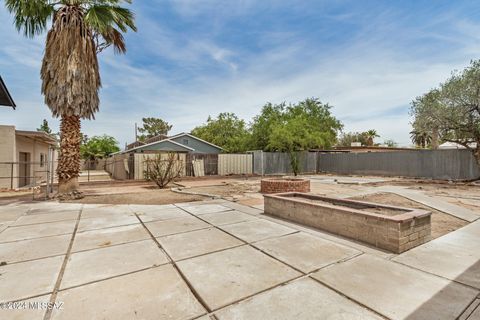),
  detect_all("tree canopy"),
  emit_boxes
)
[410,60,480,161]
[138,117,172,141]
[37,119,52,134]
[80,135,120,160]
[191,113,250,153]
